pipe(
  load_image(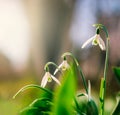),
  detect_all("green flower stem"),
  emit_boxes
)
[104,37,109,81]
[101,38,109,115]
[78,65,88,94]
[62,52,88,94]
[44,62,59,72]
[98,24,109,115]
[99,78,105,115]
